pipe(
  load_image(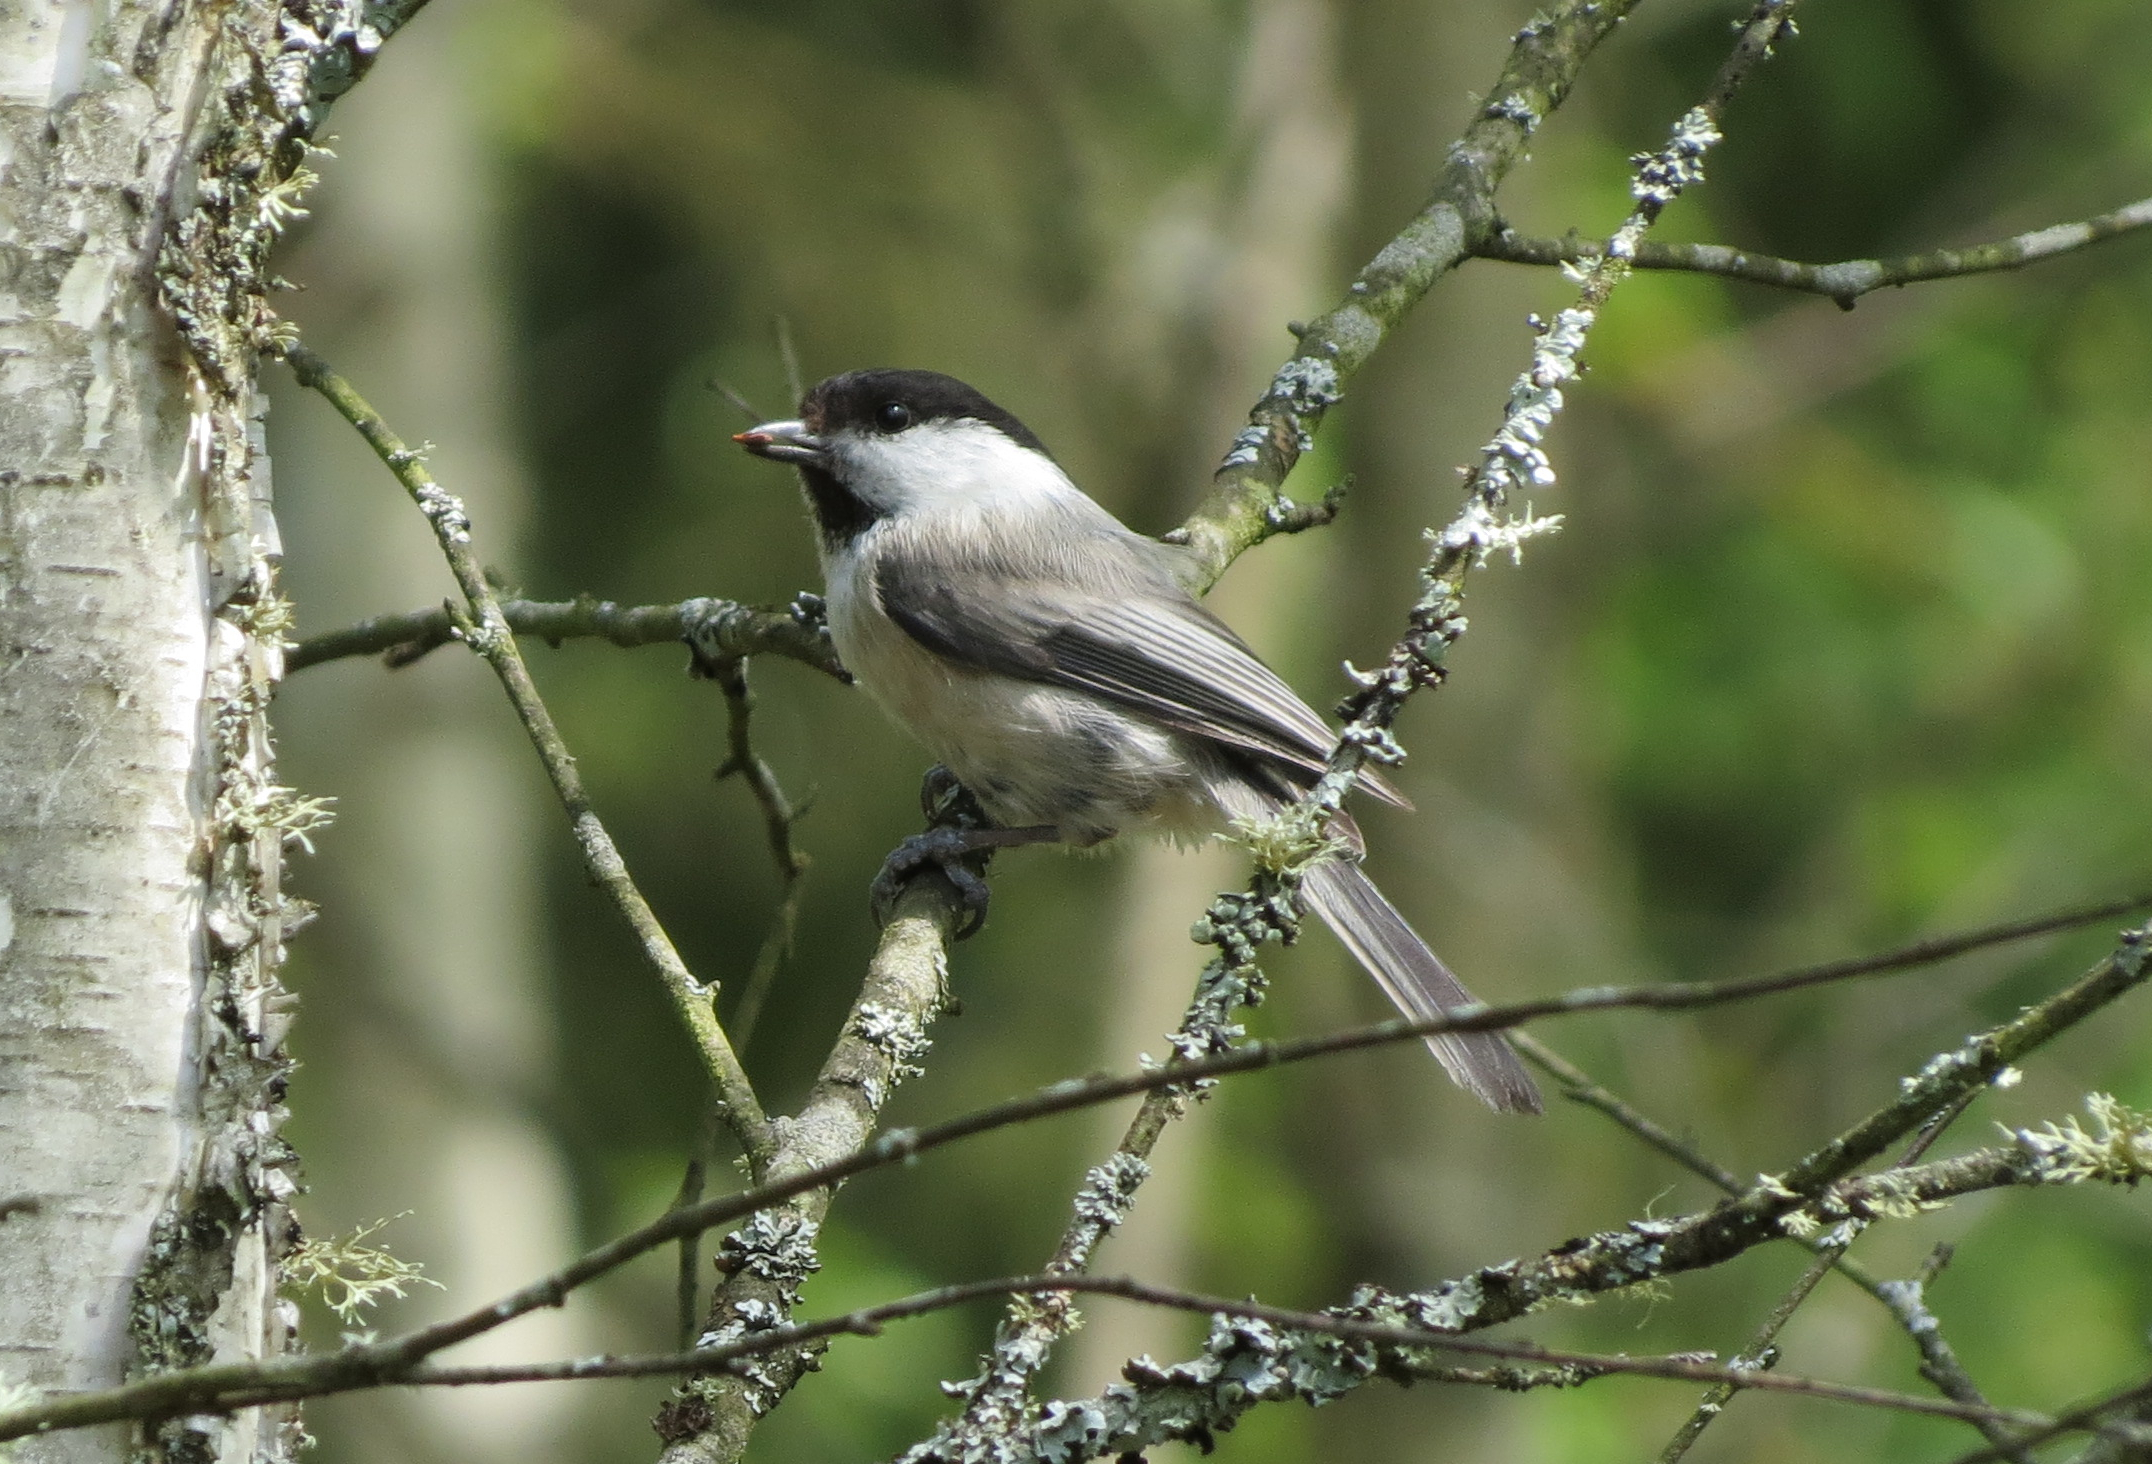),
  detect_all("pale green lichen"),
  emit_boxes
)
[1217,804,1348,878]
[1843,1170,1948,1222]
[281,1214,441,1325]
[2011,1093,2152,1185]
[218,782,337,855]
